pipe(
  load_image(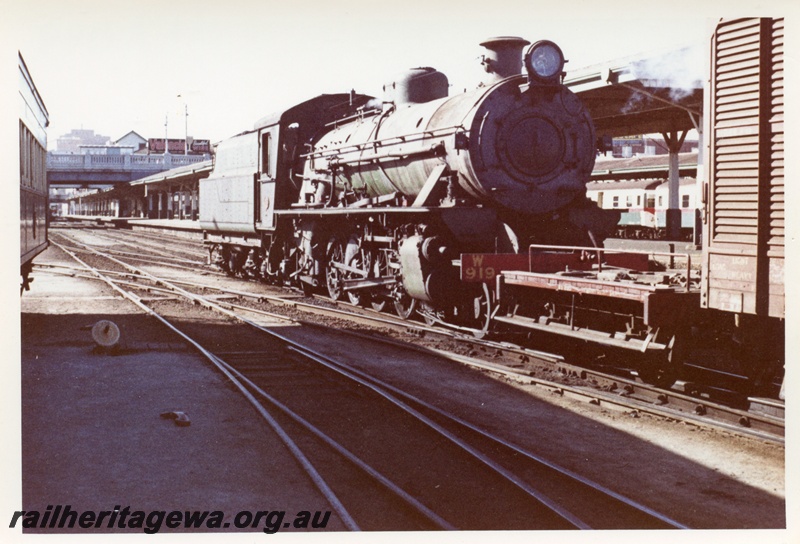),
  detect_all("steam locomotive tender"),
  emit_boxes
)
[201,37,613,331]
